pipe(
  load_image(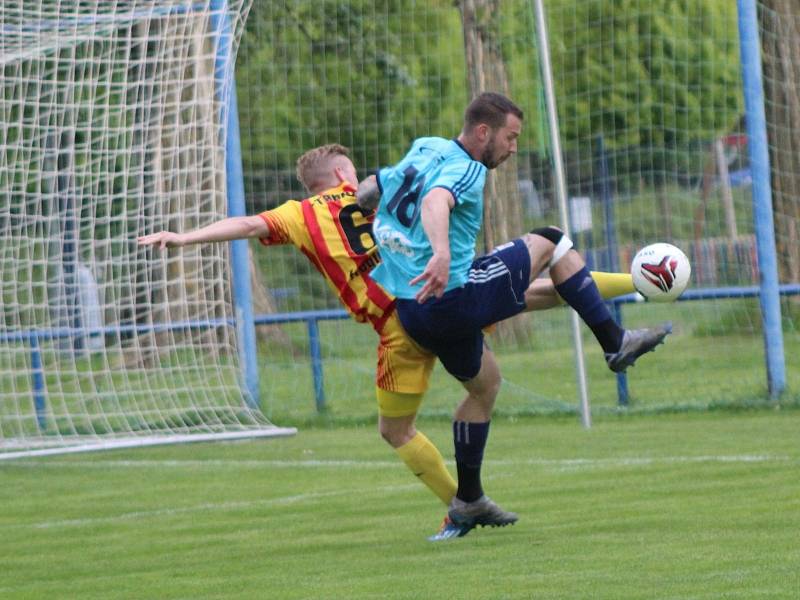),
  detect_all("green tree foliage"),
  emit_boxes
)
[236,0,465,207]
[236,1,468,309]
[236,1,743,199]
[546,0,743,148]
